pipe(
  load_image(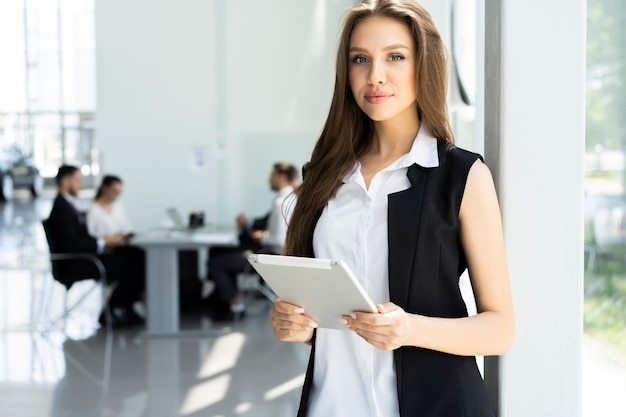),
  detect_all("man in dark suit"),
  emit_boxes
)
[47,165,145,327]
